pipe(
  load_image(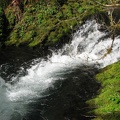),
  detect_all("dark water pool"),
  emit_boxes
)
[0,48,100,120]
